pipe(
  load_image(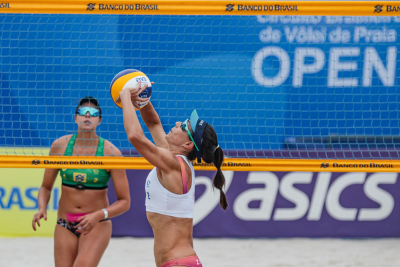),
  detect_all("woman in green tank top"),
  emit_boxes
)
[32,96,131,267]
